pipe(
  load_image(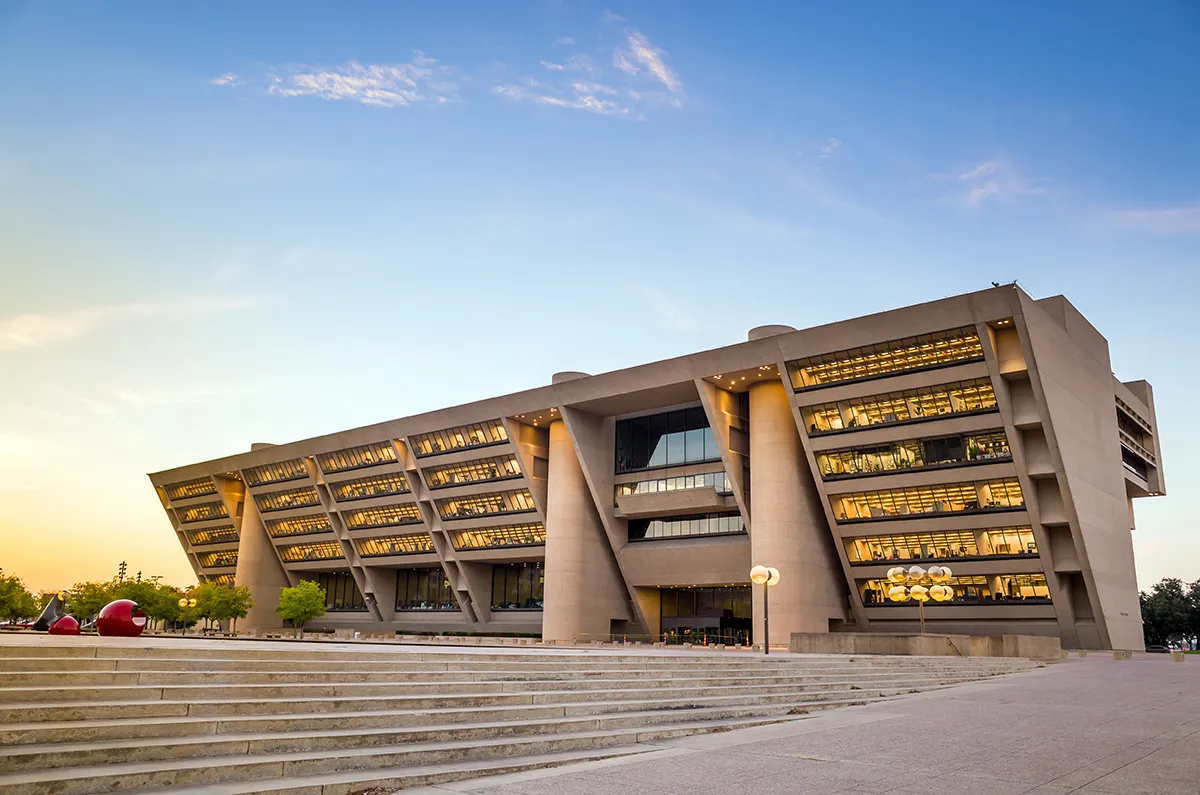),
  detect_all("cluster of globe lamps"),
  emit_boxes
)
[886,564,954,633]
